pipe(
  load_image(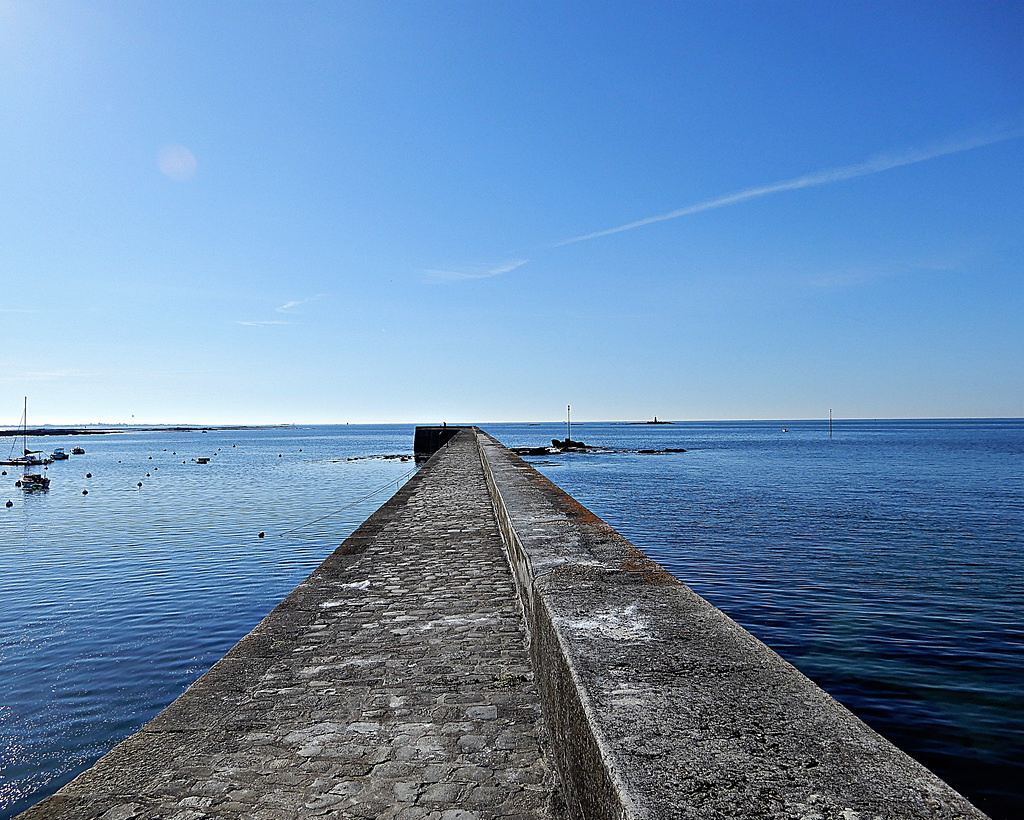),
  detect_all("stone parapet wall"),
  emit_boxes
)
[475,429,989,820]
